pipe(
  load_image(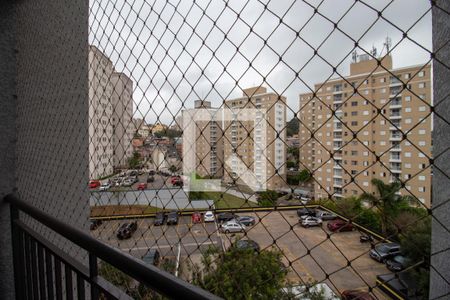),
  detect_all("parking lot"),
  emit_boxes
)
[92,209,390,298]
